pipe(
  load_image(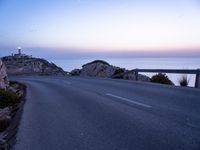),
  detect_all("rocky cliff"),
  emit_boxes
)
[2,55,66,76]
[70,60,150,82]
[0,59,9,89]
